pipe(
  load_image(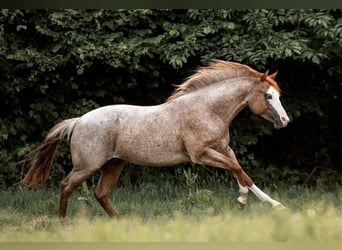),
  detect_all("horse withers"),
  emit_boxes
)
[21,60,289,218]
